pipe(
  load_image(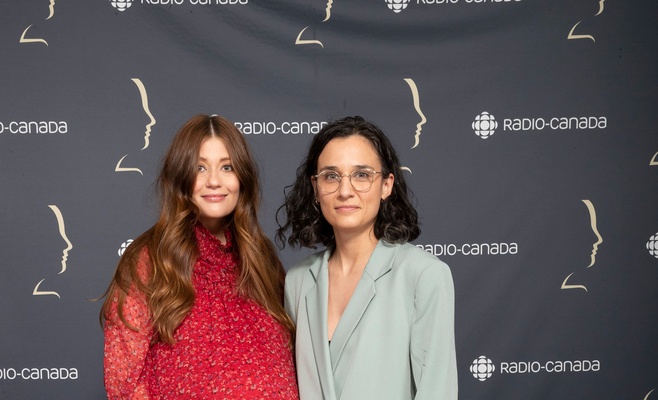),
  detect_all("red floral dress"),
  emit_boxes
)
[104,225,299,399]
